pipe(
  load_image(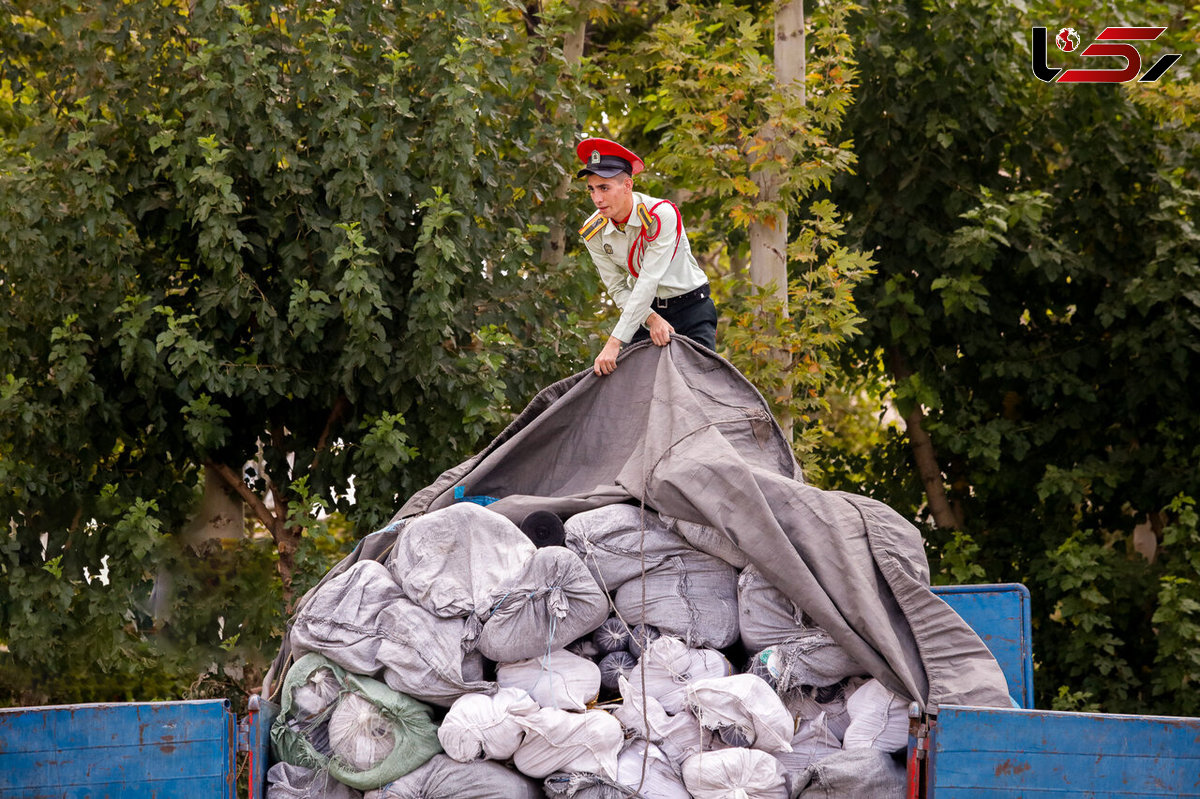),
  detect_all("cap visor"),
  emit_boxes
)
[577,166,627,179]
